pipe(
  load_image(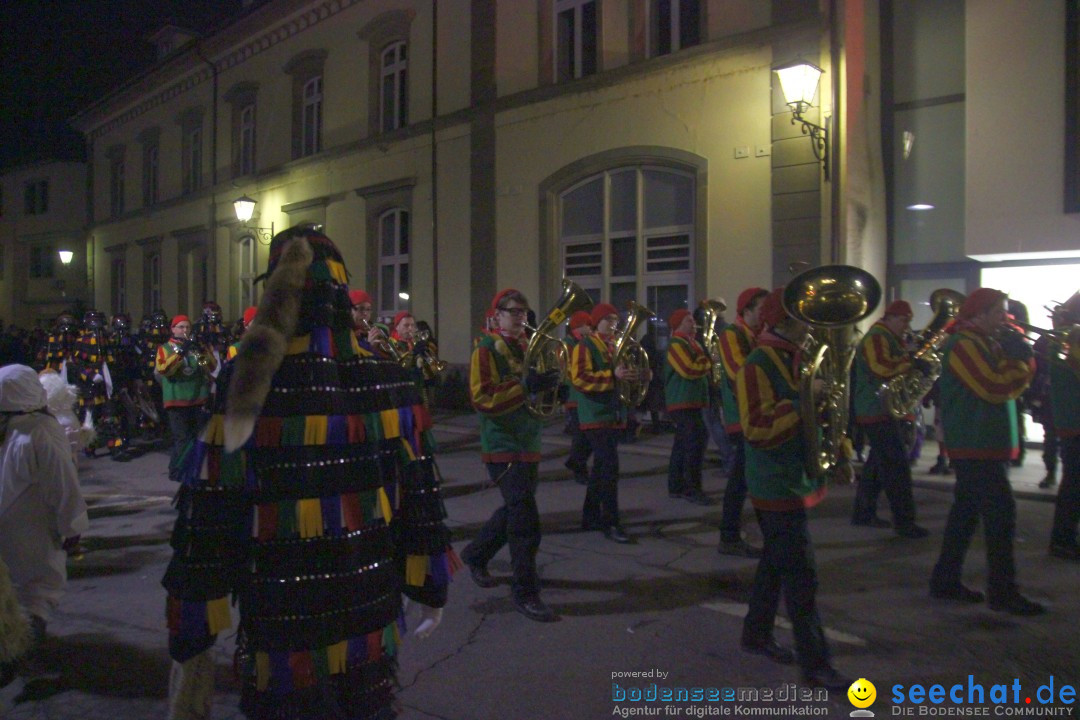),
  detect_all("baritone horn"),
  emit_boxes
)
[522,279,594,417]
[784,264,882,479]
[612,301,655,407]
[699,299,727,386]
